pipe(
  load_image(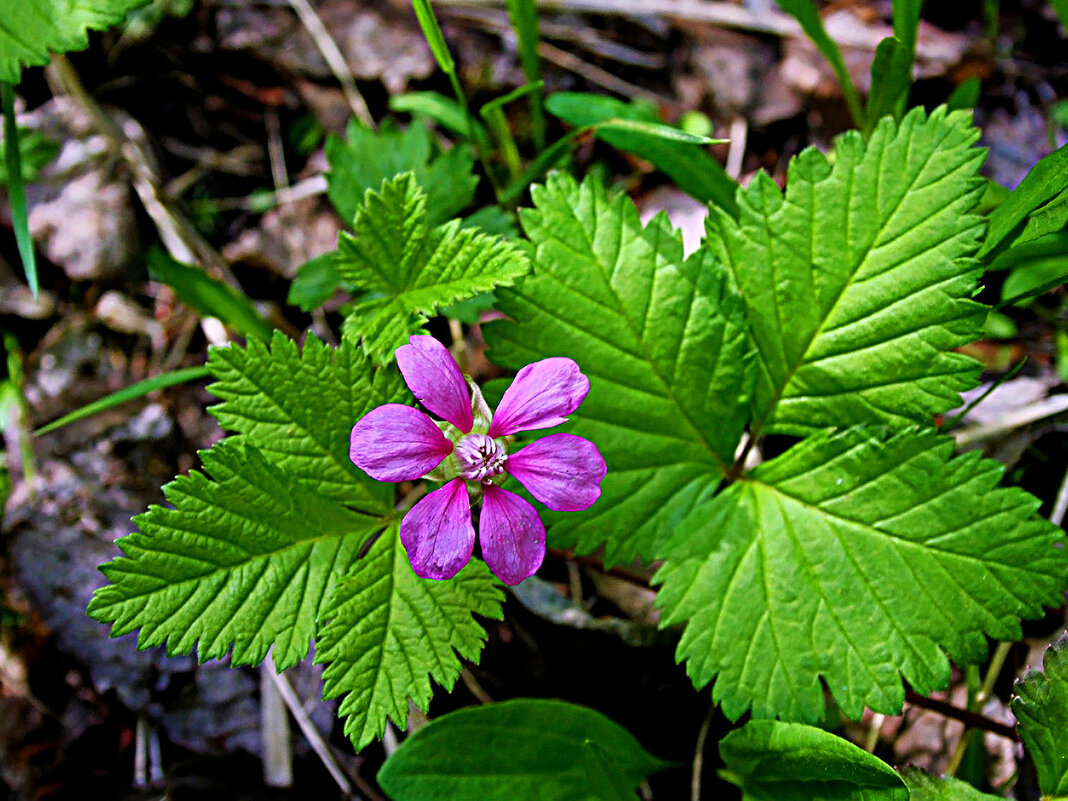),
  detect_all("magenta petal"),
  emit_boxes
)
[401,479,475,580]
[487,357,590,437]
[350,404,453,481]
[505,433,606,512]
[479,485,545,586]
[396,335,473,433]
